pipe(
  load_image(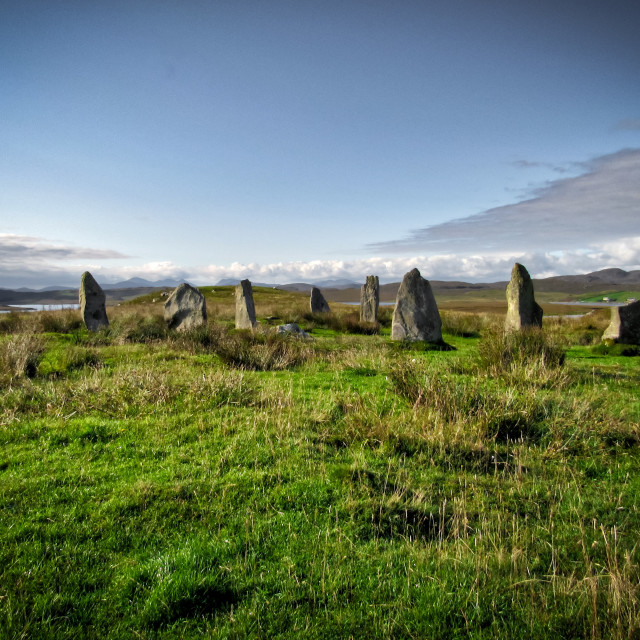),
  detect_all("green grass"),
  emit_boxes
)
[578,291,640,303]
[0,301,639,638]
